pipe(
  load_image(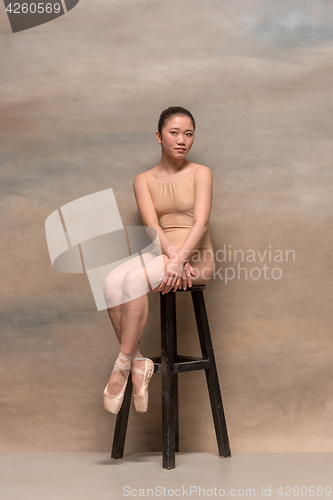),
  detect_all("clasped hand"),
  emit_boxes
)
[158,256,196,294]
